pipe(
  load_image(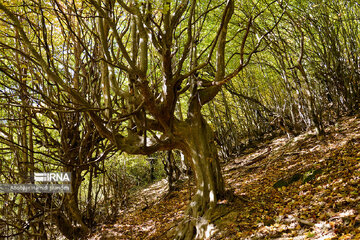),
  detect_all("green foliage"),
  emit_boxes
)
[121,154,166,186]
